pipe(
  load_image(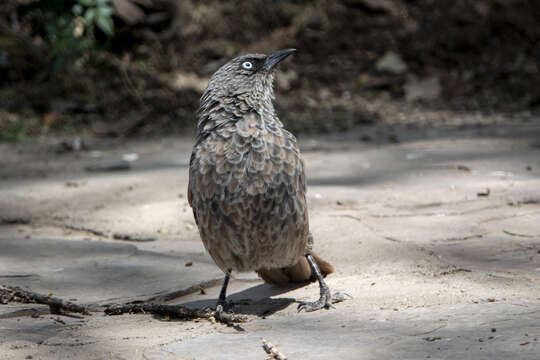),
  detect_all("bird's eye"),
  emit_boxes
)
[242,61,253,70]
